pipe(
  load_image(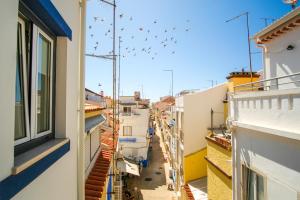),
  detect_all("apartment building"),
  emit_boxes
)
[118,93,150,168]
[0,0,86,199]
[229,7,300,200]
[174,85,228,200]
